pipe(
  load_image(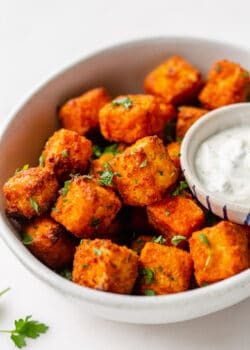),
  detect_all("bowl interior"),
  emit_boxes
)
[0,37,250,323]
